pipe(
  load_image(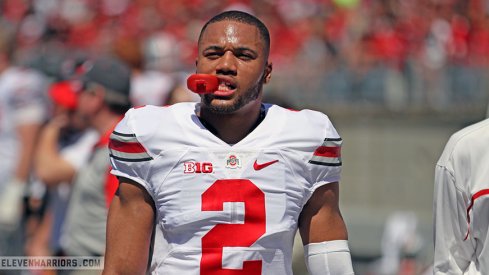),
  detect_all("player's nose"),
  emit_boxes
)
[216,51,237,76]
